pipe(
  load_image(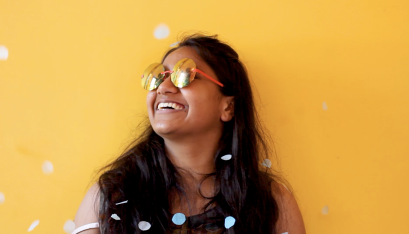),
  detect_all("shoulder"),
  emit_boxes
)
[74,183,100,230]
[271,181,306,234]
